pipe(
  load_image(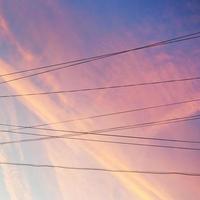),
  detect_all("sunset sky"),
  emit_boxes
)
[0,0,200,199]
